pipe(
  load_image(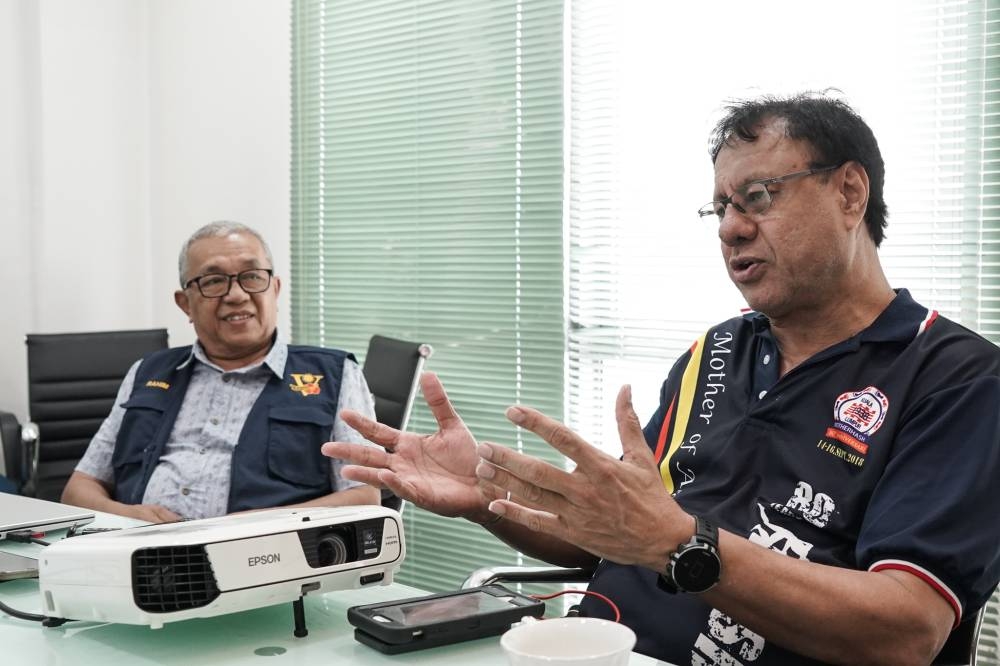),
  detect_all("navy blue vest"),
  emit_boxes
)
[110,344,352,512]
